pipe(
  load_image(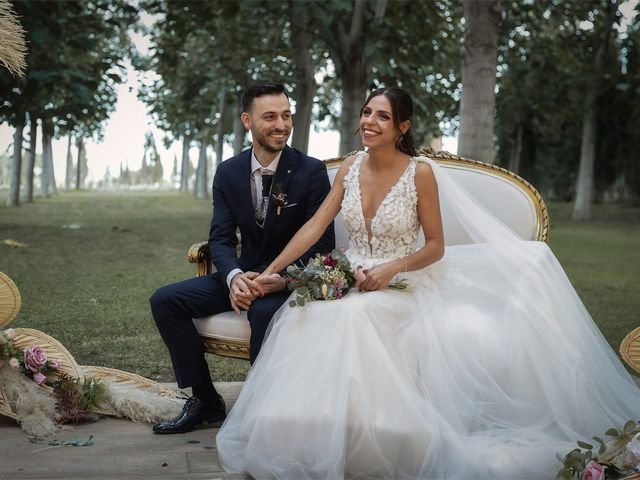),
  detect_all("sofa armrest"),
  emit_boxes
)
[188,241,211,277]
